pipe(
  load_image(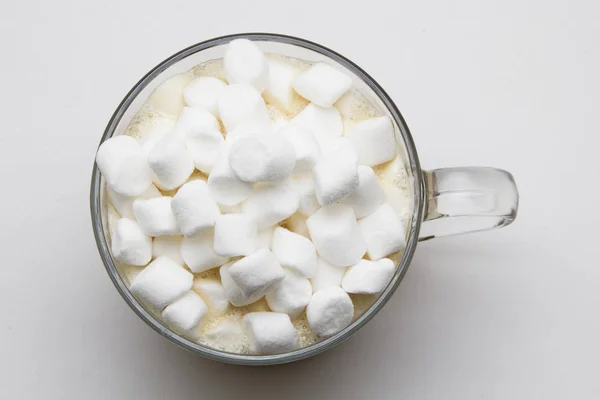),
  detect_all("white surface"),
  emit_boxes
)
[1,0,599,398]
